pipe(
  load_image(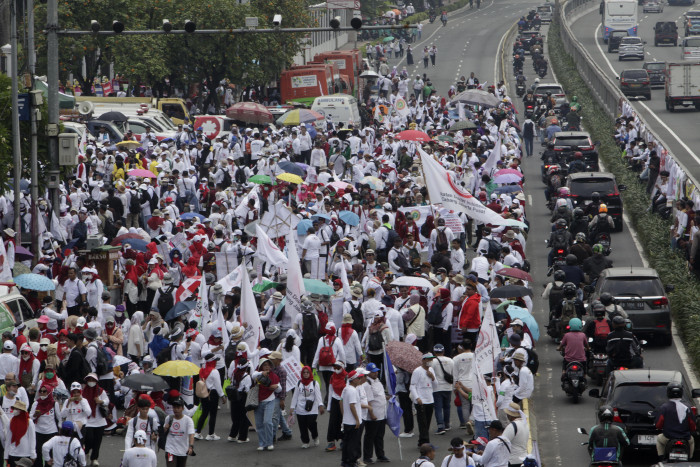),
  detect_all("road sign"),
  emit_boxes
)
[17,93,30,122]
[327,0,361,8]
